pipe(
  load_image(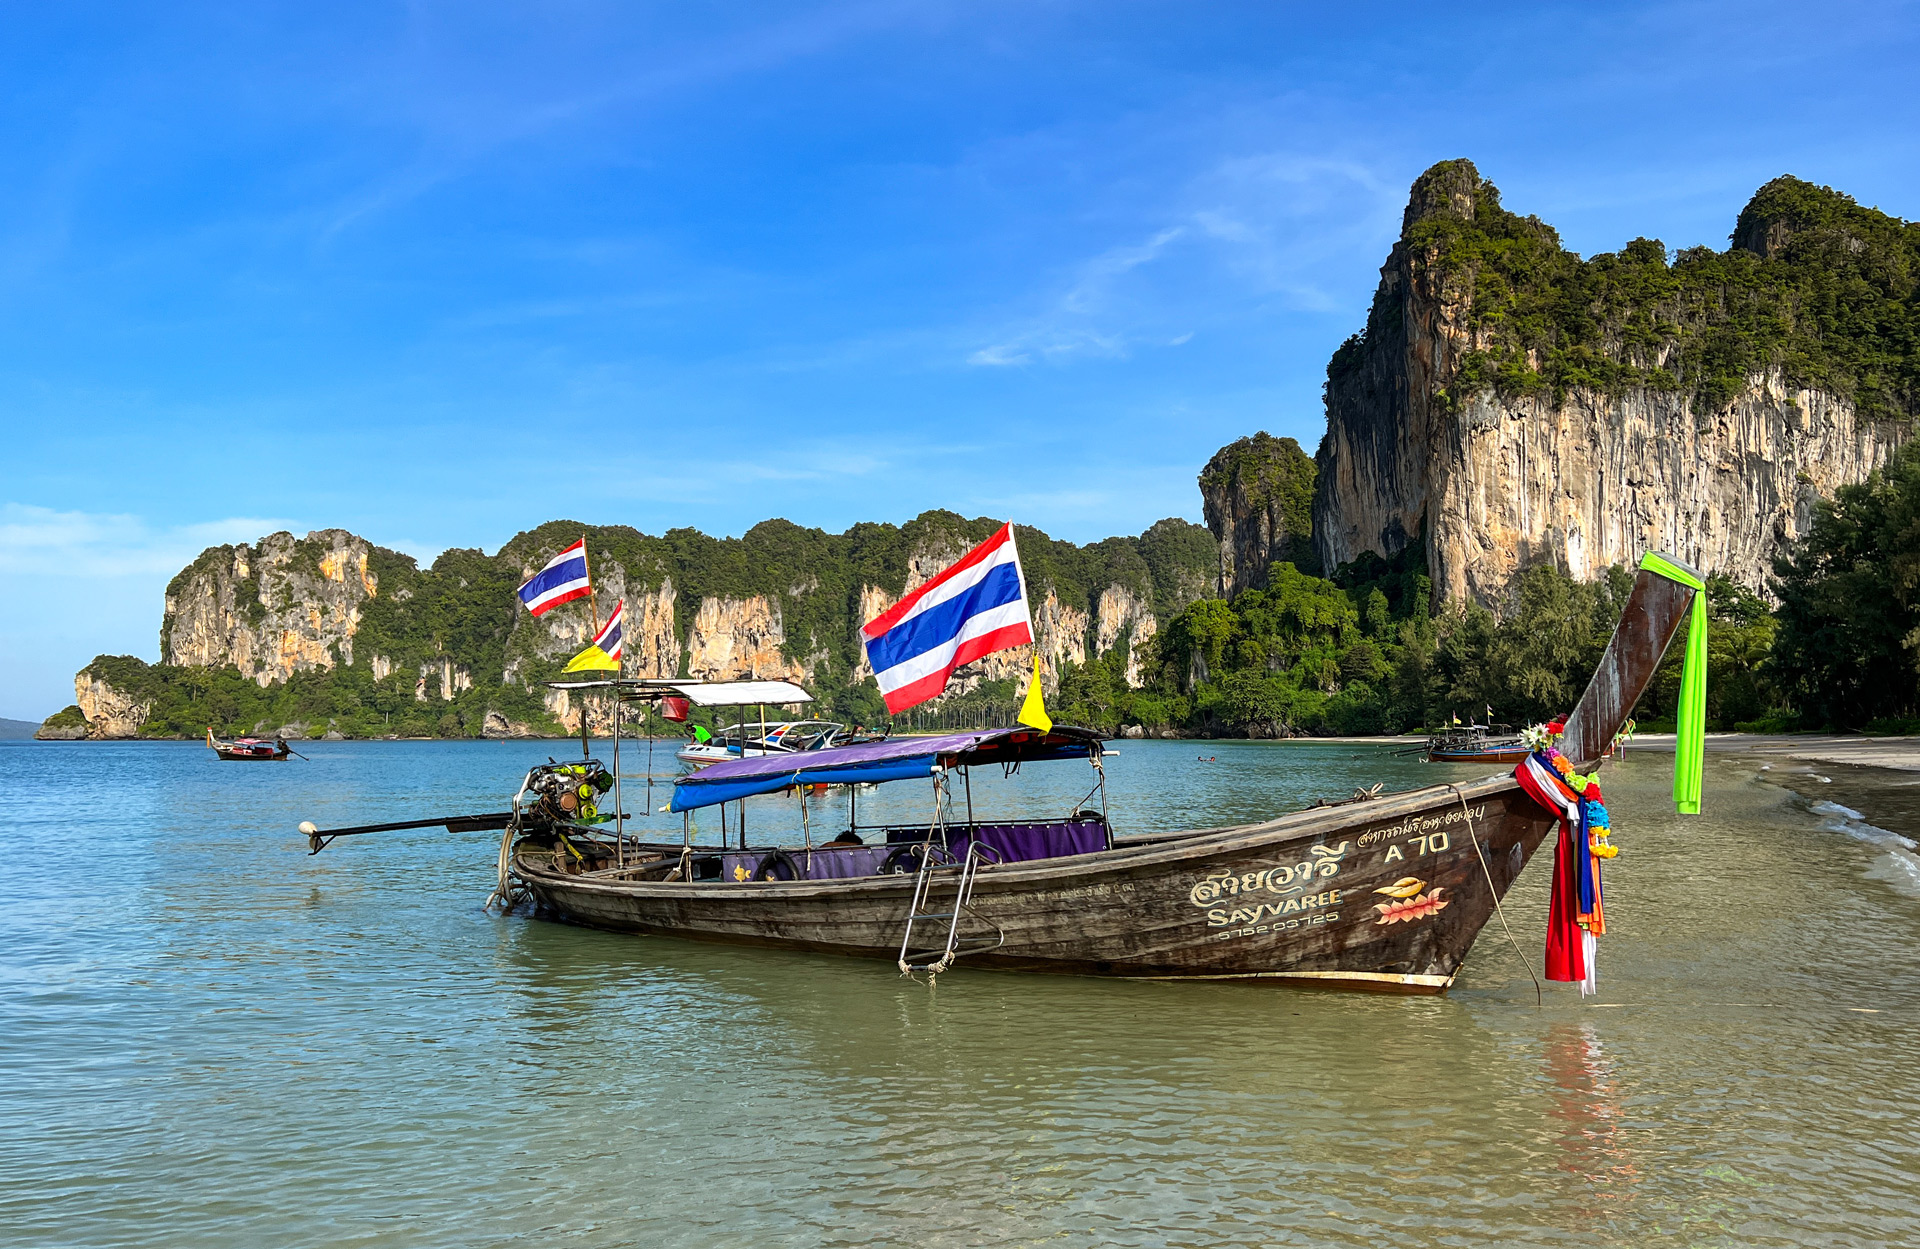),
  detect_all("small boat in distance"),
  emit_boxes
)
[1425,724,1531,764]
[207,728,292,761]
